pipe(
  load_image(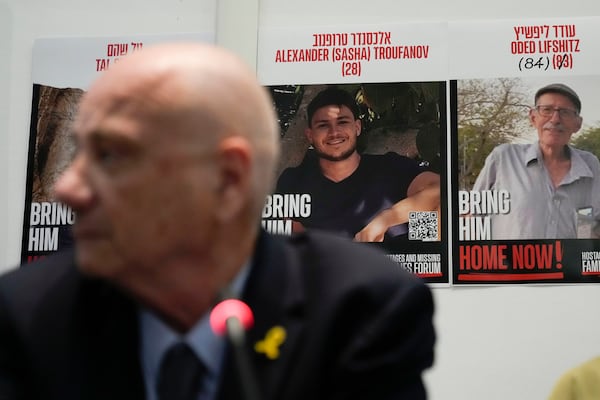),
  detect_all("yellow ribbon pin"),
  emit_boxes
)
[254,325,287,360]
